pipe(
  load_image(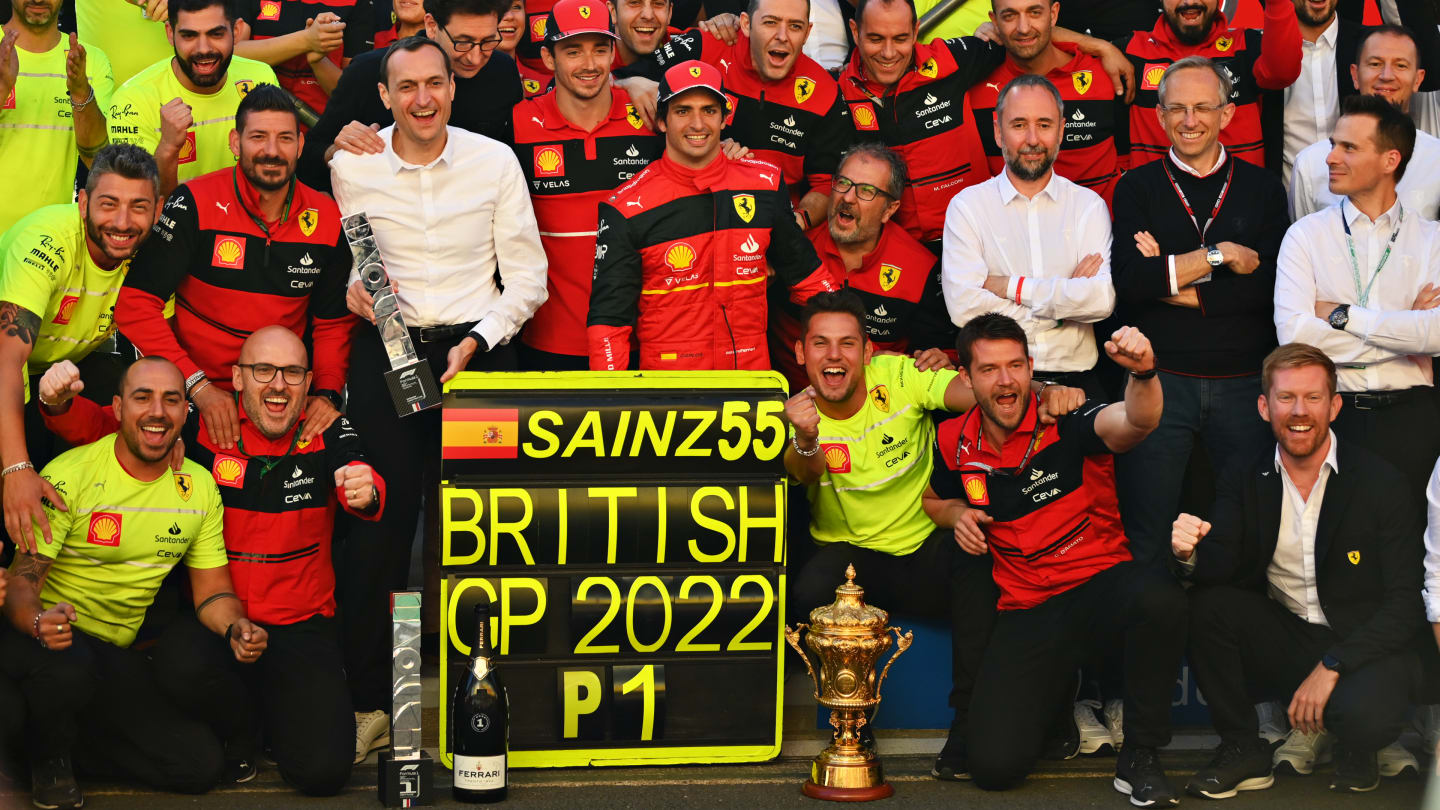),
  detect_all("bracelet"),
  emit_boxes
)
[68,86,94,110]
[790,435,819,457]
[188,379,212,400]
[184,370,208,396]
[2,461,34,477]
[32,613,43,647]
[1130,368,1158,380]
[225,623,235,642]
[195,591,238,615]
[37,393,58,409]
